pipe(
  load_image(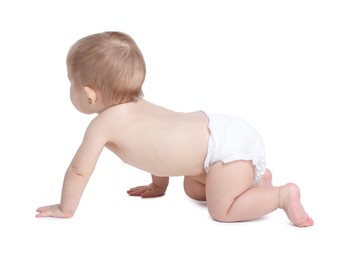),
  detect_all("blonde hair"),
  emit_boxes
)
[67,31,146,105]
